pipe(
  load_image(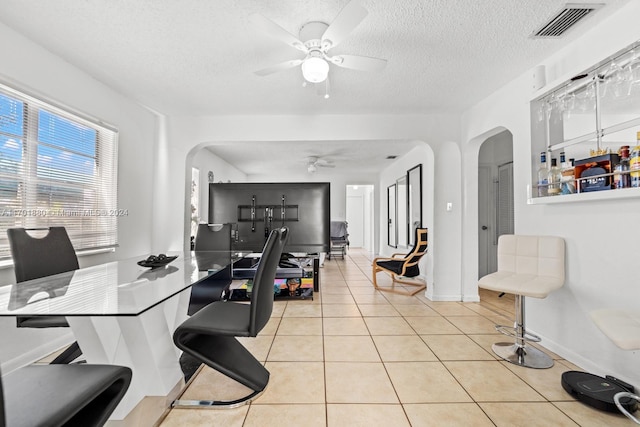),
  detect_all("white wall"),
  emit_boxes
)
[191,147,248,226]
[166,116,461,266]
[0,22,158,371]
[461,1,640,388]
[379,144,449,299]
[362,185,374,252]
